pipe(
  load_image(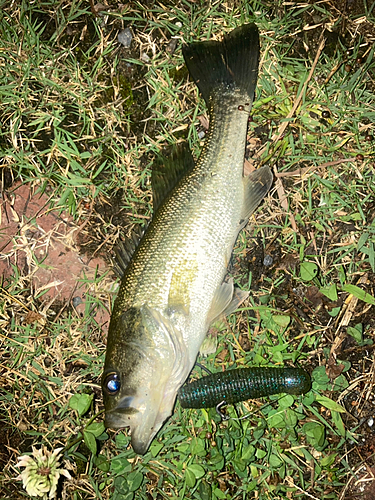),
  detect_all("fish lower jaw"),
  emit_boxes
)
[104,410,136,430]
[103,410,156,454]
[105,384,182,454]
